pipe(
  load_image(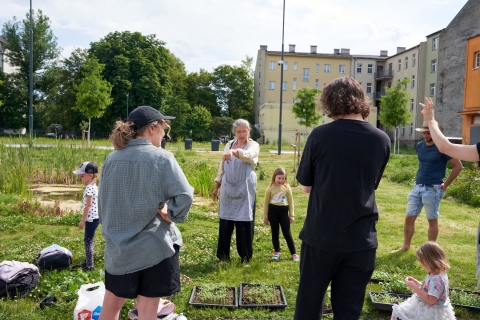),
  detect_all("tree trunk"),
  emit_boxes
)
[88,118,91,148]
[393,127,397,155]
